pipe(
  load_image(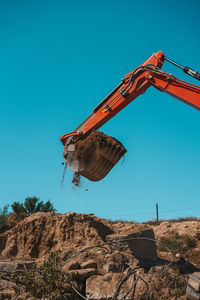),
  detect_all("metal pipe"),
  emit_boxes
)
[164,56,184,70]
